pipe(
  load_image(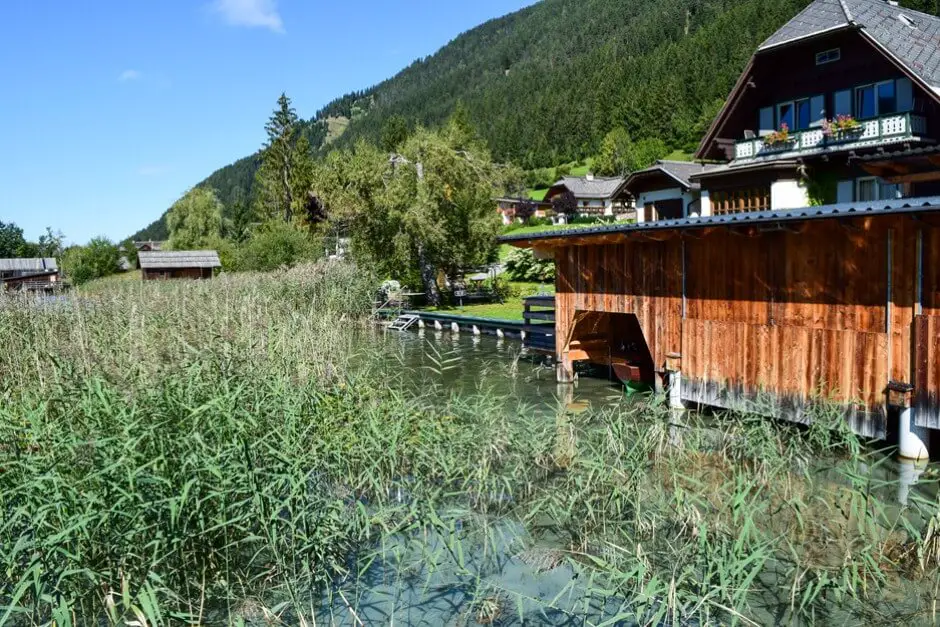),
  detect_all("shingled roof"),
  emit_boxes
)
[138,251,221,270]
[549,175,627,200]
[760,0,940,90]
[0,258,58,272]
[626,160,722,191]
